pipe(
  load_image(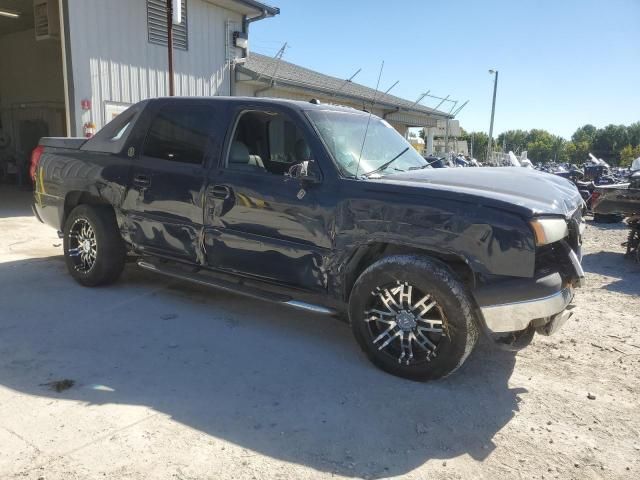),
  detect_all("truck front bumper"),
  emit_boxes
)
[474,238,585,335]
[480,284,574,333]
[474,259,584,336]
